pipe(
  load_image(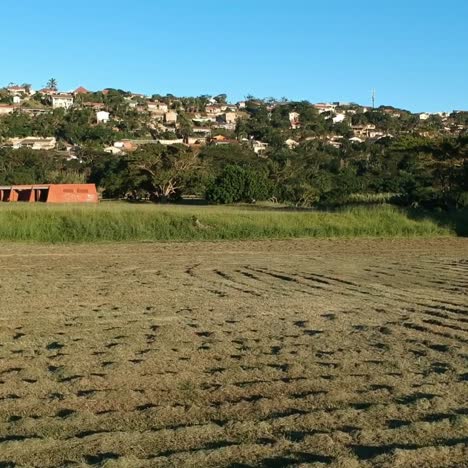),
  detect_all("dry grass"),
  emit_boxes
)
[0,239,467,467]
